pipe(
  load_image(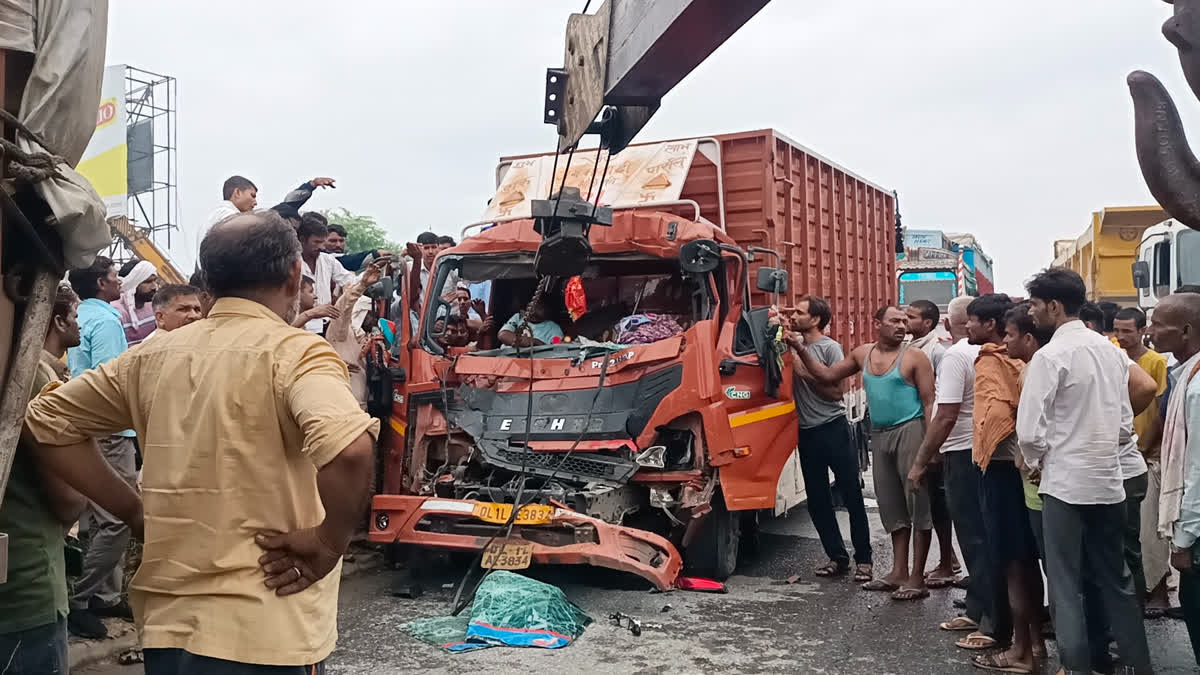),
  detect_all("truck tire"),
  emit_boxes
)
[684,495,740,580]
